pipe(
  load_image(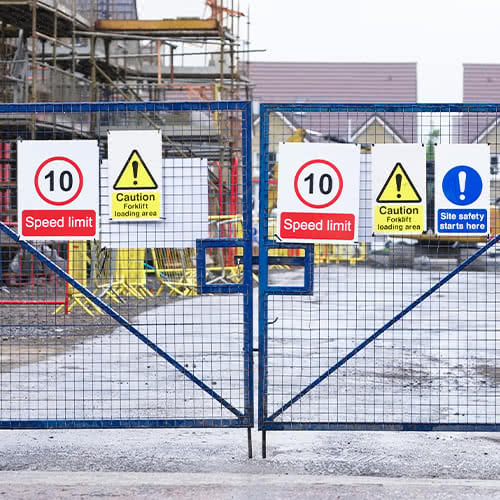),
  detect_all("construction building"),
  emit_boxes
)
[0,0,250,227]
[0,0,251,292]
